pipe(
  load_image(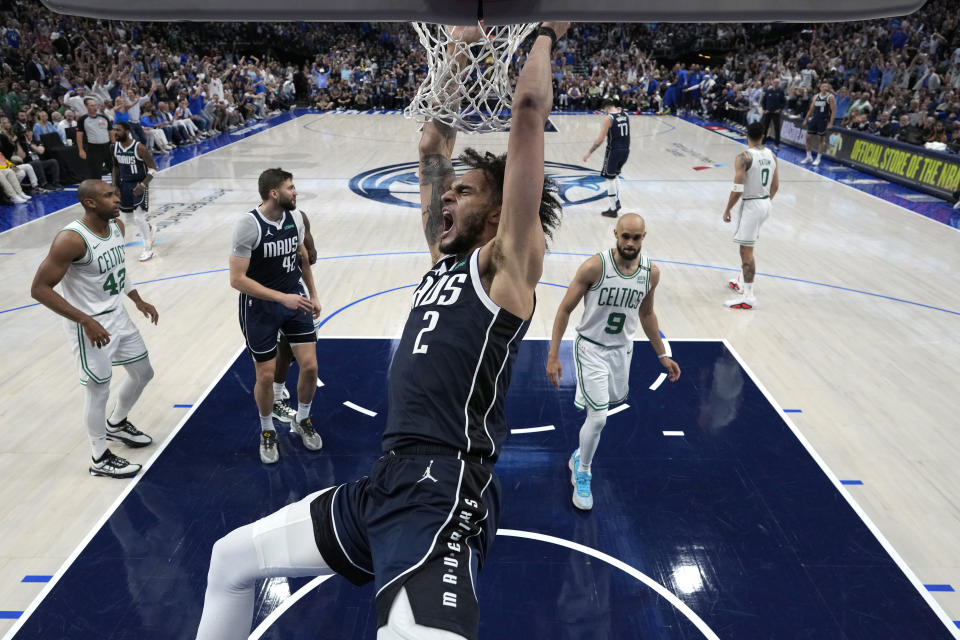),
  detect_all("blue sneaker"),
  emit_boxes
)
[568,449,593,510]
